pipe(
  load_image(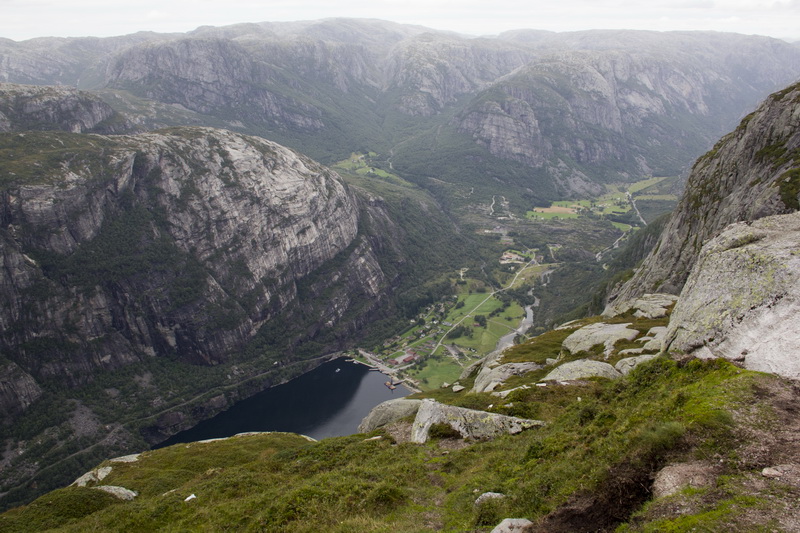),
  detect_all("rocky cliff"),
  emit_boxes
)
[607,82,800,309]
[664,211,800,377]
[0,83,133,133]
[0,125,389,407]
